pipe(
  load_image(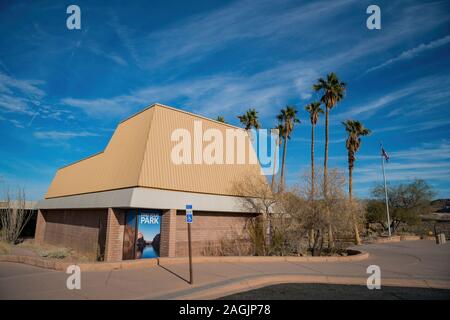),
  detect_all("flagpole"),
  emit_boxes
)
[380,143,391,237]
